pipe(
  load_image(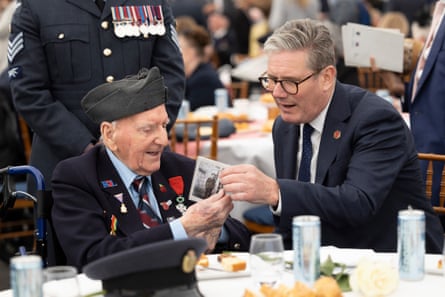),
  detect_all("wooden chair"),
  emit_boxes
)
[17,116,32,163]
[356,67,386,93]
[229,81,249,101]
[417,153,445,215]
[170,115,219,161]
